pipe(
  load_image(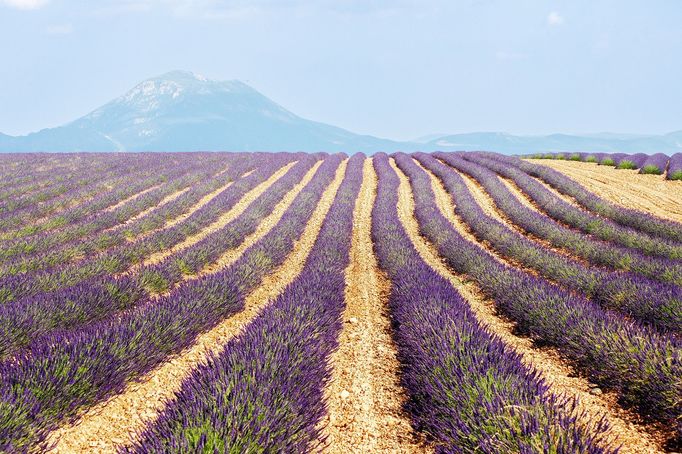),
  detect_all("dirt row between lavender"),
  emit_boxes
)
[528,159,682,223]
[102,183,164,213]
[391,158,664,453]
[104,186,191,233]
[46,159,348,453]
[139,161,297,267]
[320,158,428,453]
